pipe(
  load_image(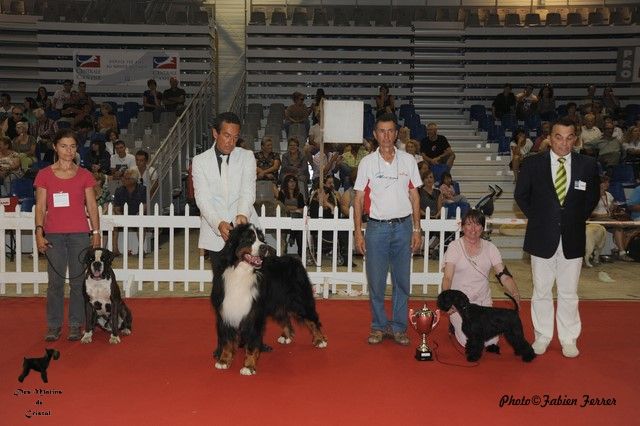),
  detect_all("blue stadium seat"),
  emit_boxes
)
[123,101,140,116]
[412,124,426,142]
[398,104,415,122]
[431,164,448,184]
[608,182,626,203]
[10,177,34,200]
[46,110,60,120]
[20,197,35,213]
[469,104,486,121]
[57,120,71,129]
[446,201,470,219]
[611,164,635,184]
